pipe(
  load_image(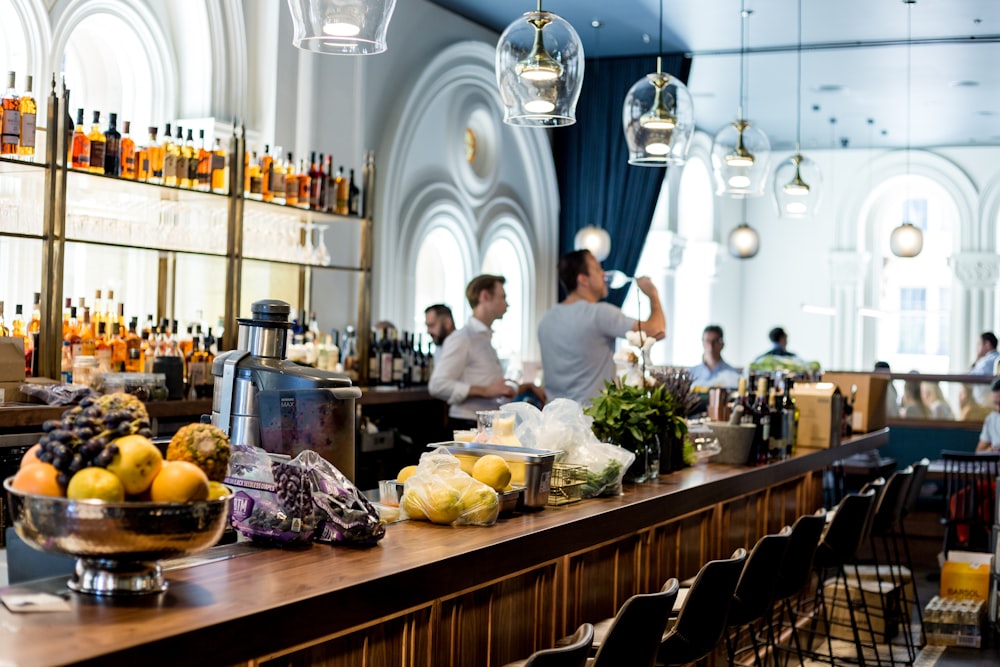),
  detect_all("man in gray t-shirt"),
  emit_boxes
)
[538,250,666,405]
